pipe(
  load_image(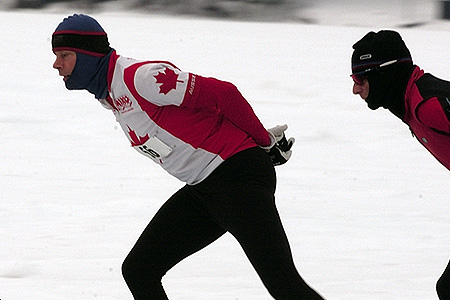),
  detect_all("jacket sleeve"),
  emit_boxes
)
[182,76,271,147]
[416,97,450,134]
